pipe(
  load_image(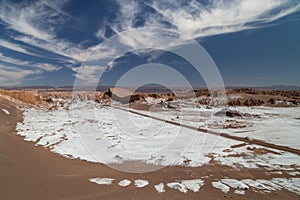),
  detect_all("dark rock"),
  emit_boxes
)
[45,98,53,103]
[214,108,261,118]
[214,108,243,117]
[268,98,276,104]
[166,97,174,102]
